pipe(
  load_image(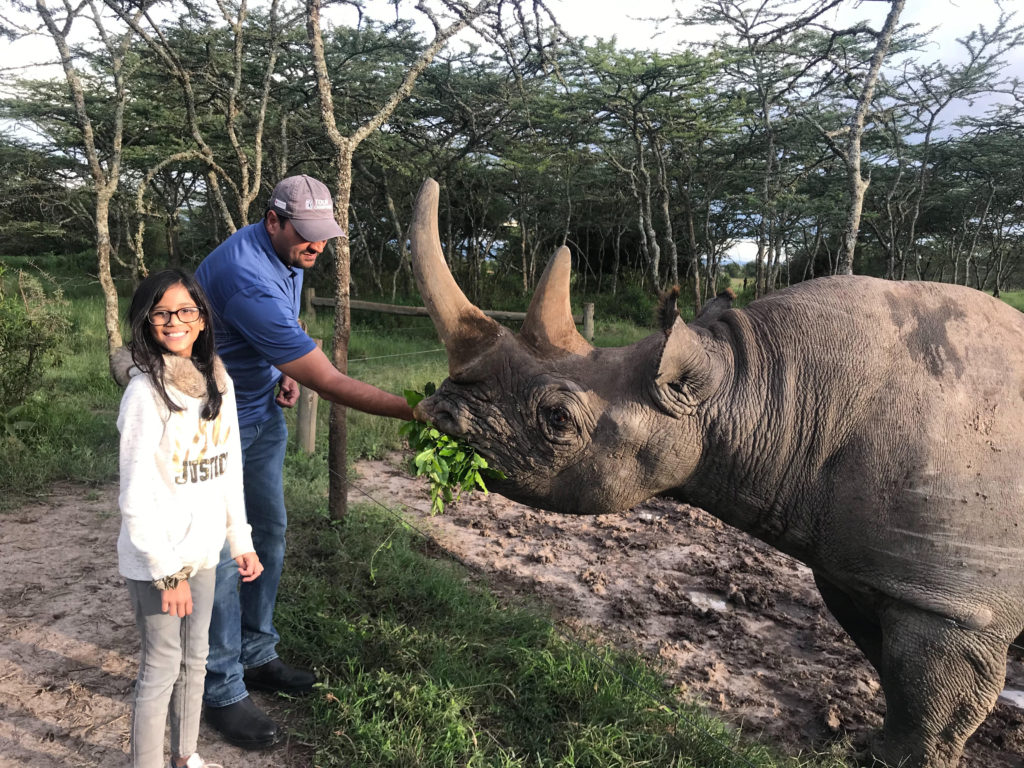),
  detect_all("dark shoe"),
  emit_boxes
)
[203,697,280,750]
[243,657,316,695]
